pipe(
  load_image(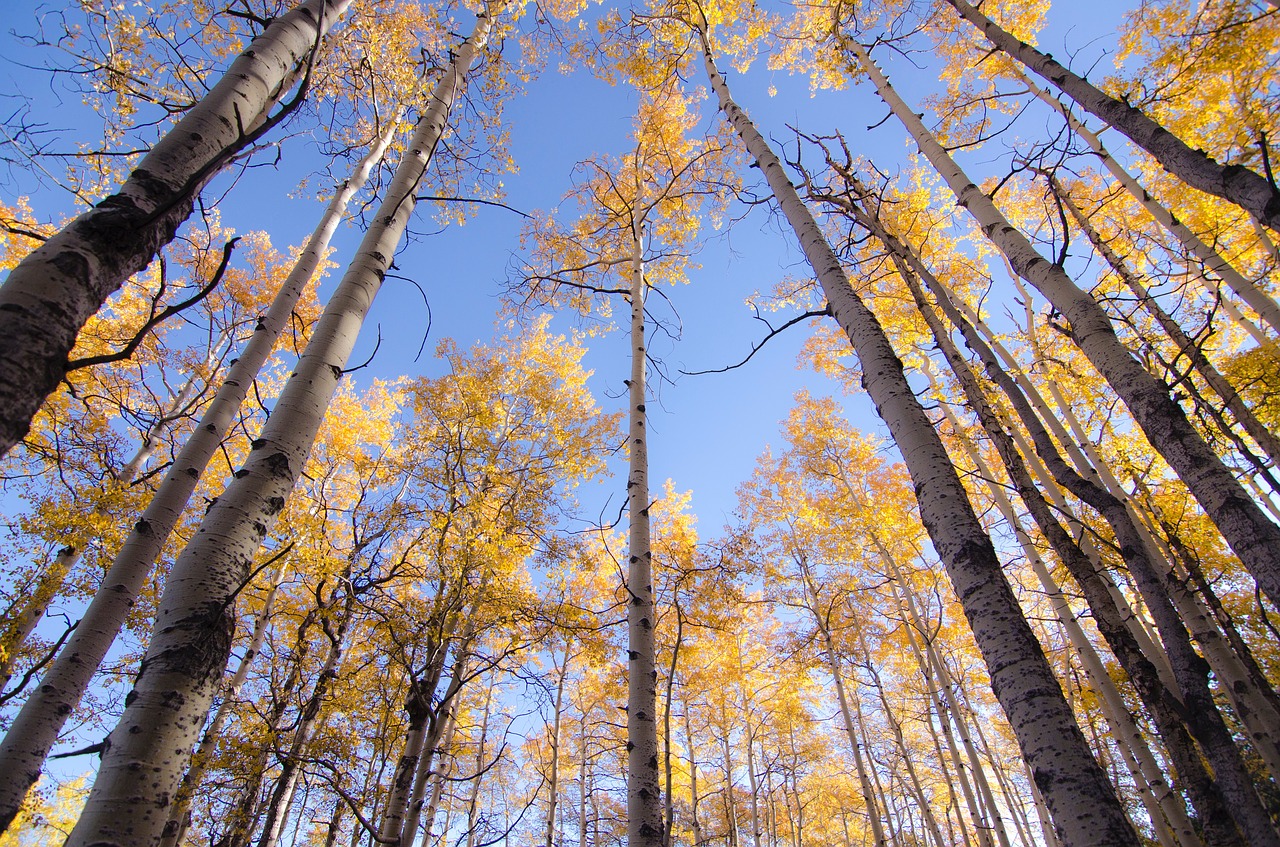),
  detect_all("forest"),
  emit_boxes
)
[0,0,1278,846]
